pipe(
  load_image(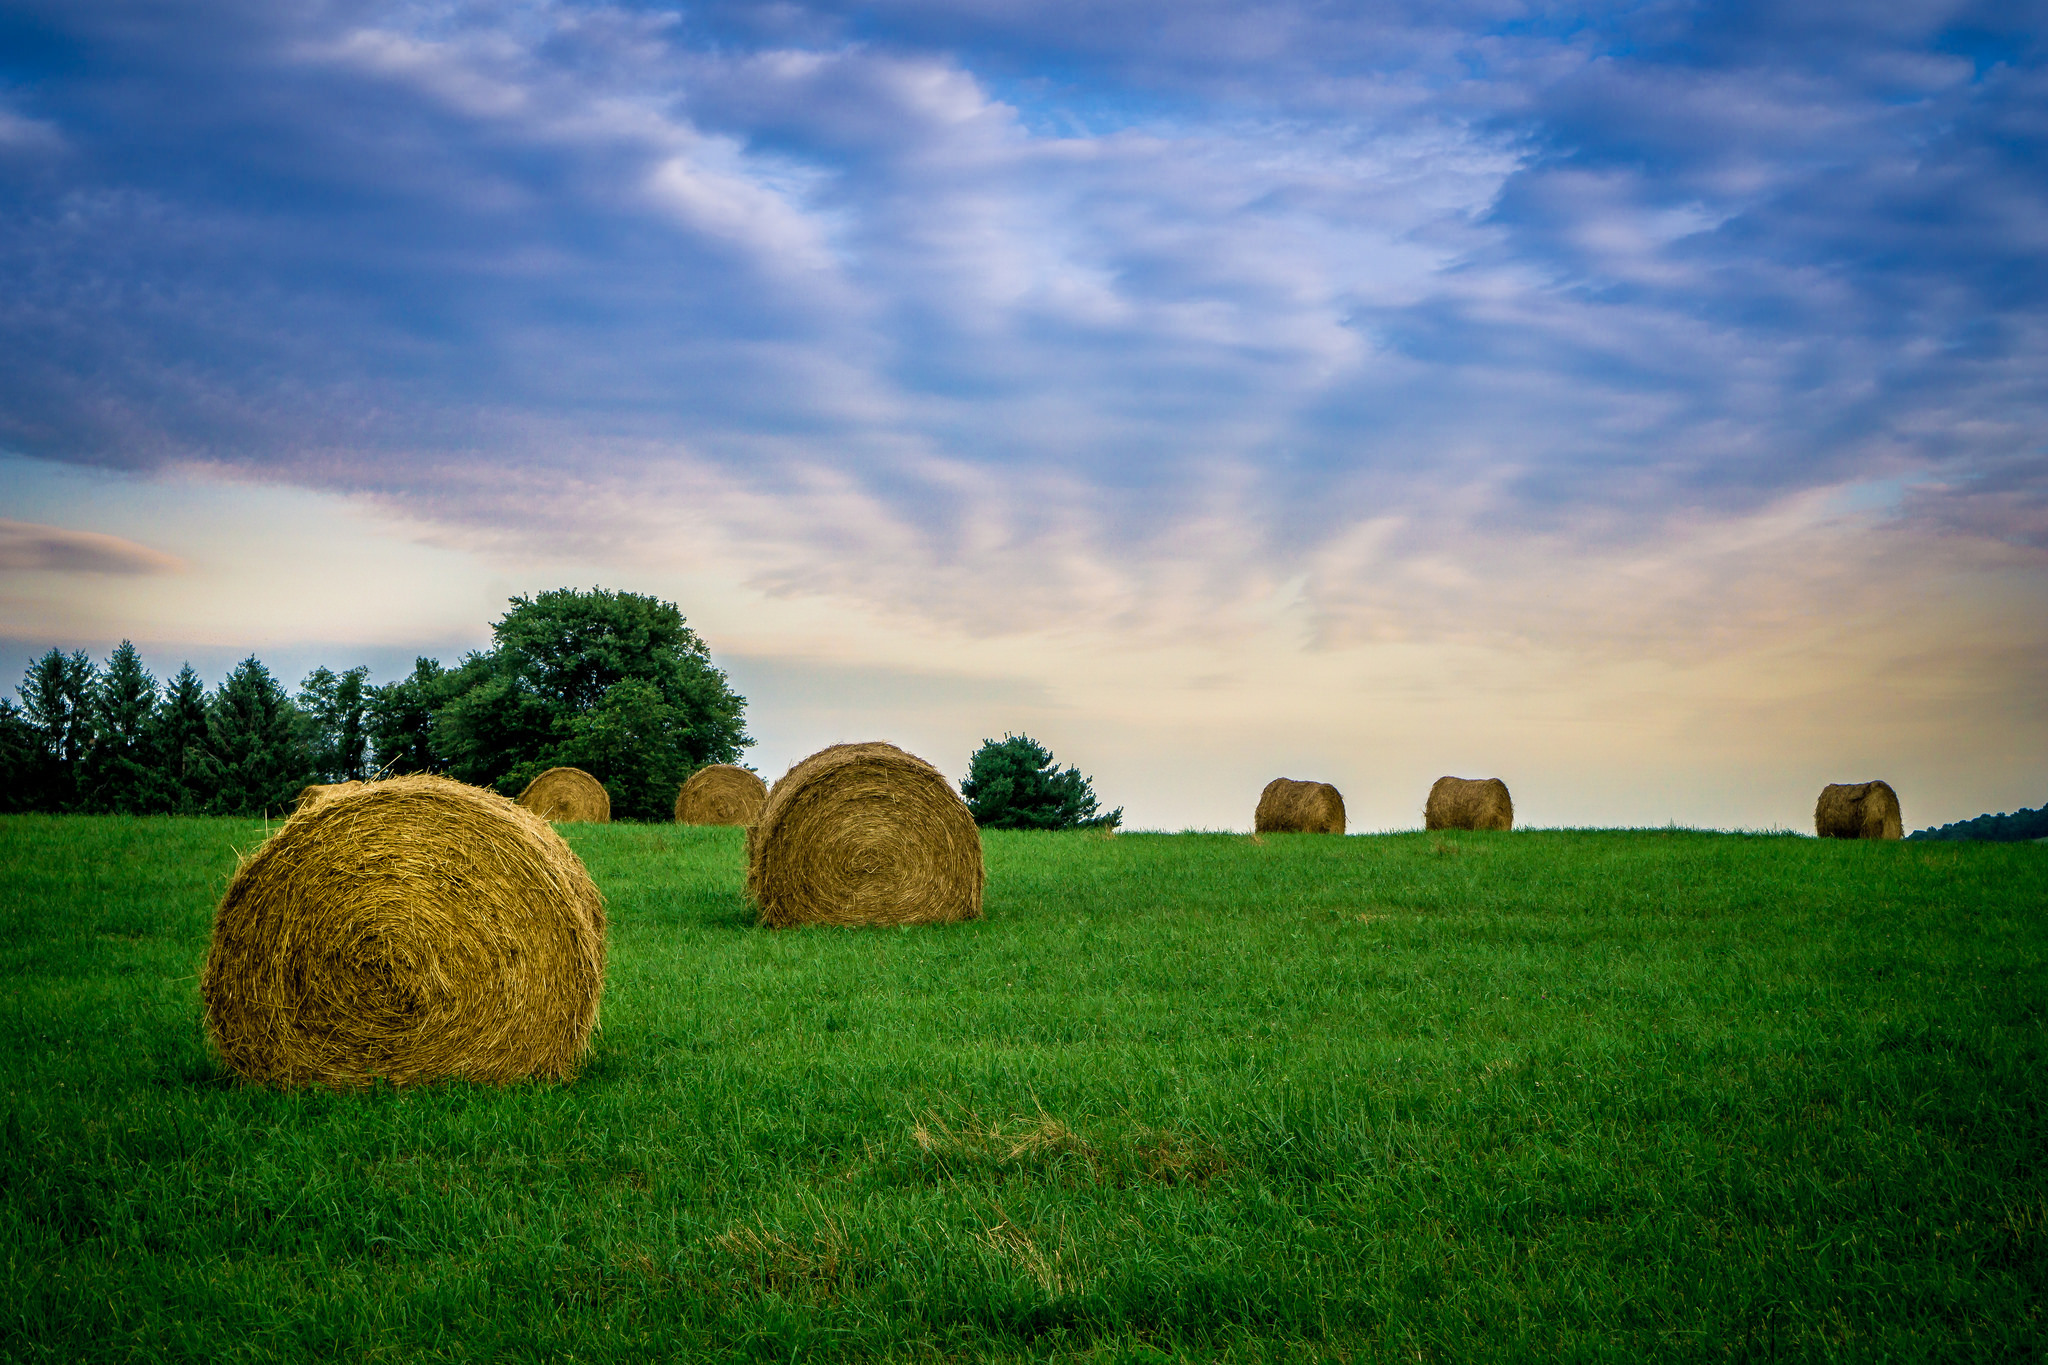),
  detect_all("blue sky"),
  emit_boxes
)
[2,0,2043,829]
